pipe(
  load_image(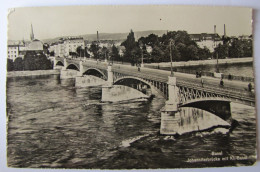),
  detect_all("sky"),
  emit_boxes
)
[7,5,252,40]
